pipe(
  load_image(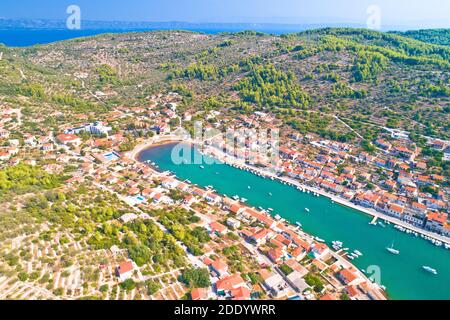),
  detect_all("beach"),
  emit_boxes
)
[137,141,450,300]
